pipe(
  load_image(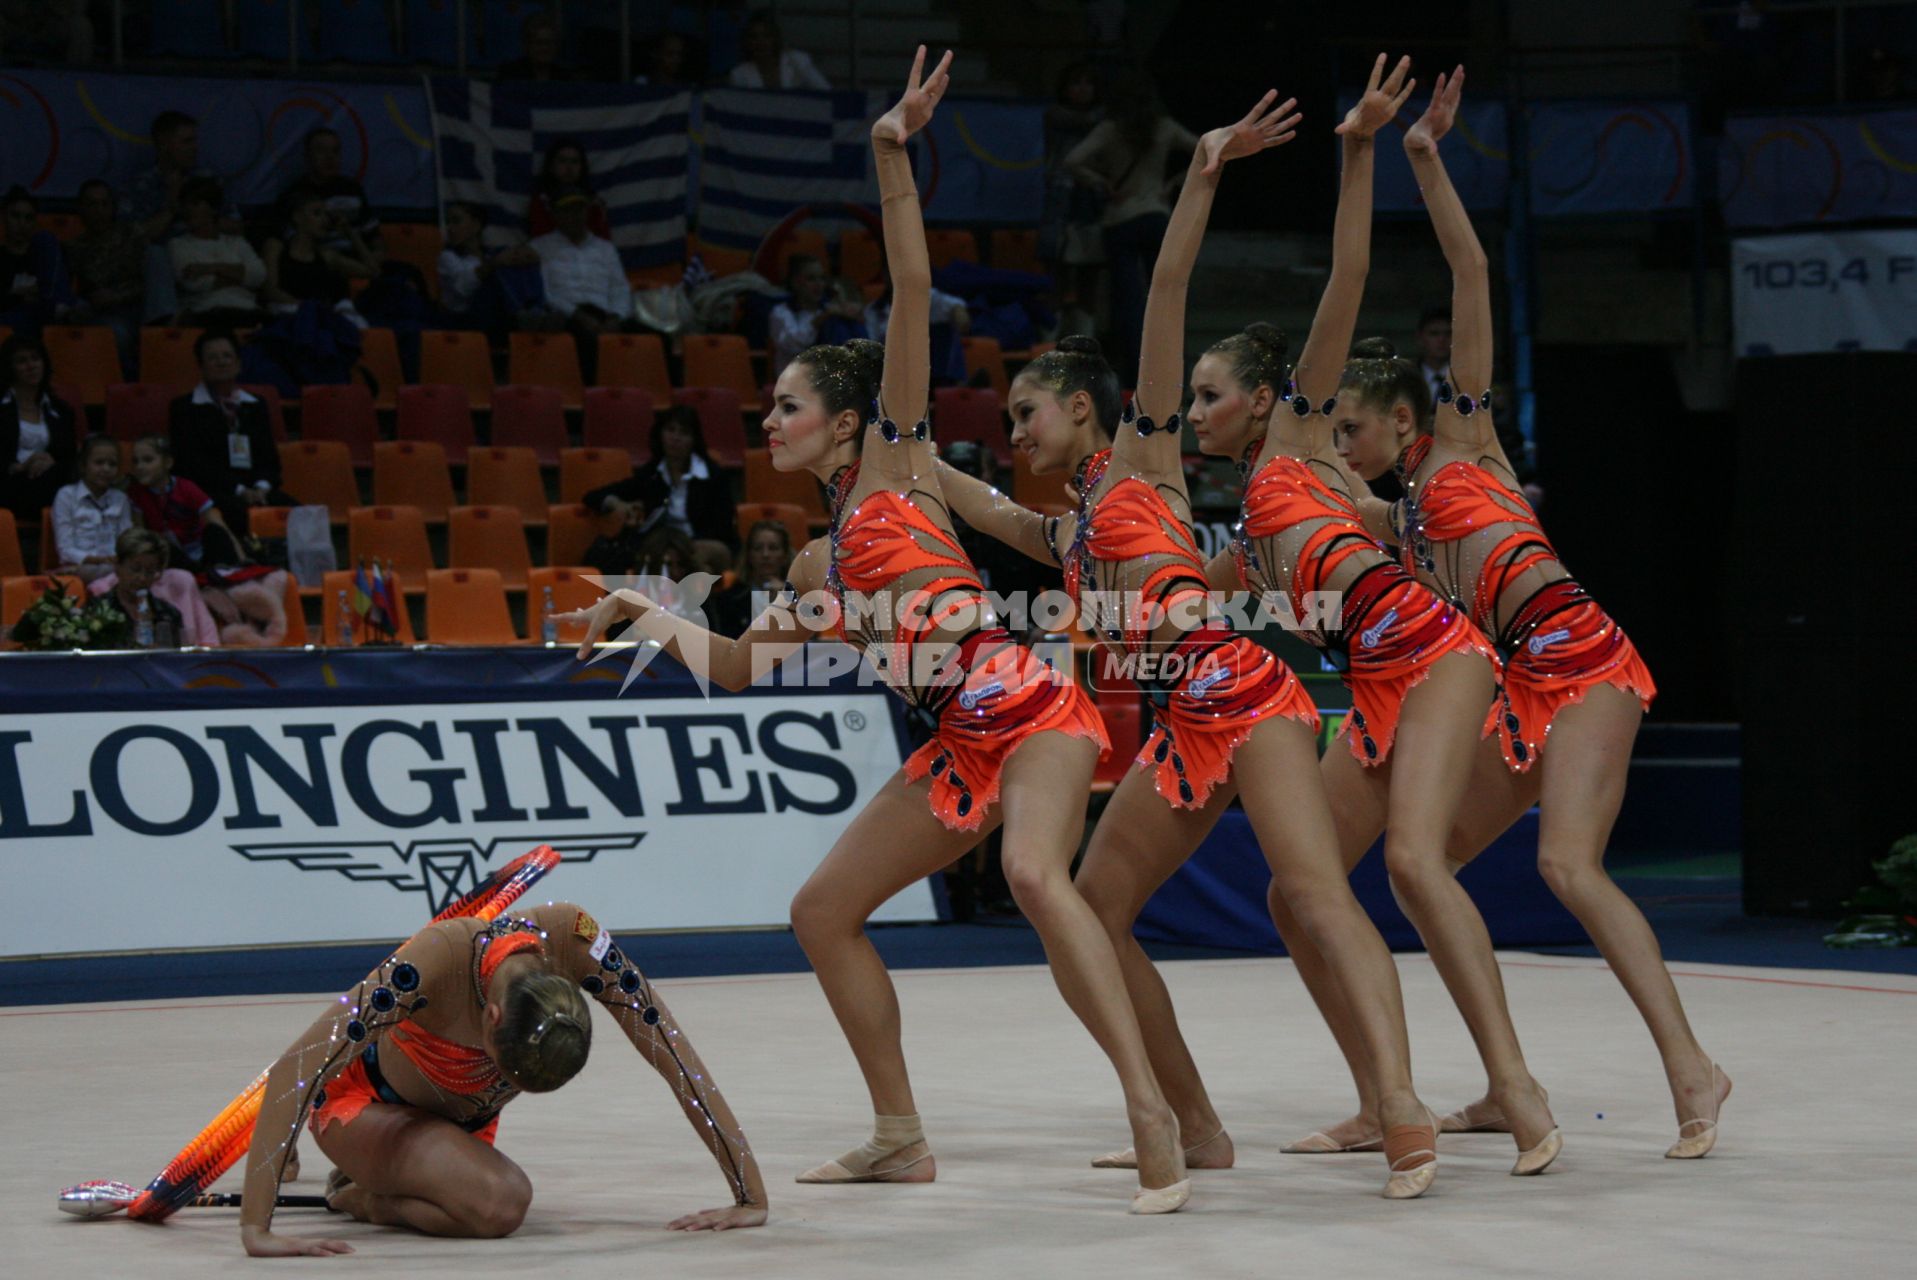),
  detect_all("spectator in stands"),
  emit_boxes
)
[273,127,382,258]
[50,434,131,584]
[727,11,829,89]
[170,178,268,326]
[709,517,793,637]
[528,140,613,240]
[532,191,631,377]
[1042,60,1103,331]
[95,528,188,647]
[127,433,242,569]
[263,187,380,310]
[65,179,146,373]
[768,254,866,376]
[1414,304,1452,406]
[125,110,238,321]
[636,30,692,86]
[0,186,75,332]
[497,10,577,83]
[581,405,736,576]
[438,201,544,334]
[1063,85,1197,377]
[0,332,79,529]
[169,330,294,528]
